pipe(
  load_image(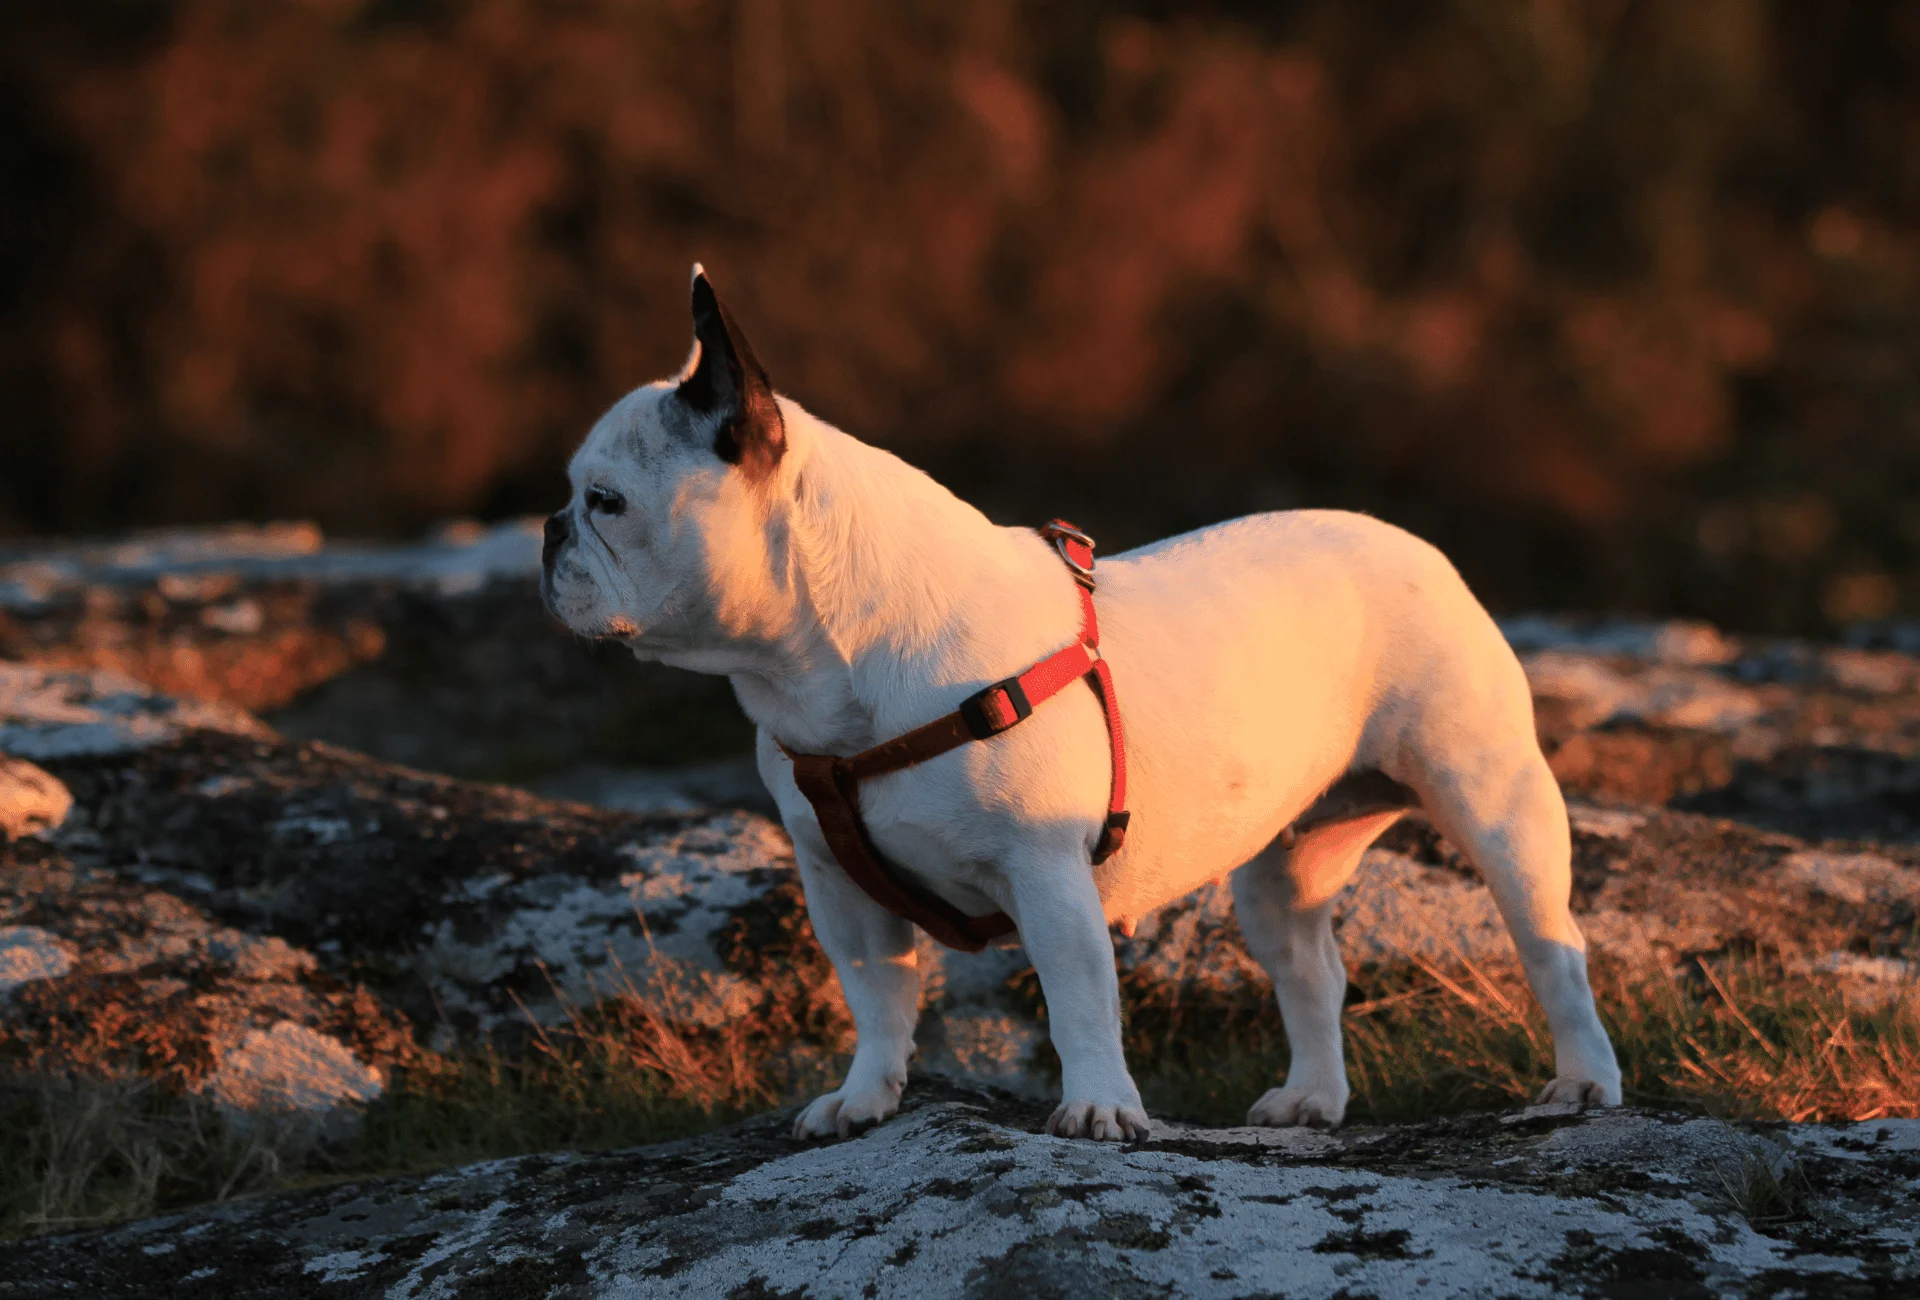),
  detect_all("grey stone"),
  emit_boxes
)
[0,663,267,760]
[0,521,750,779]
[2,1084,1912,1298]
